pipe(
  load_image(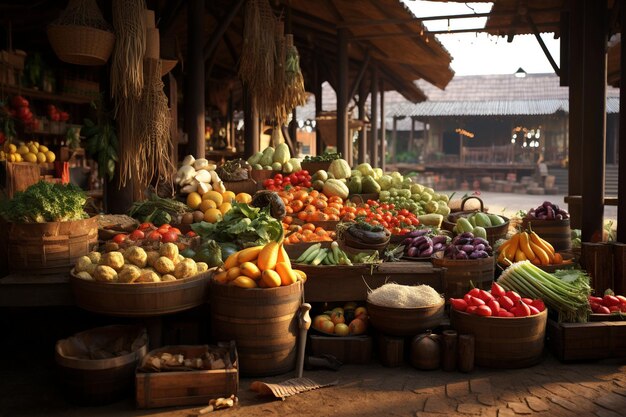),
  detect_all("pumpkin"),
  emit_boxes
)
[323,179,349,200]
